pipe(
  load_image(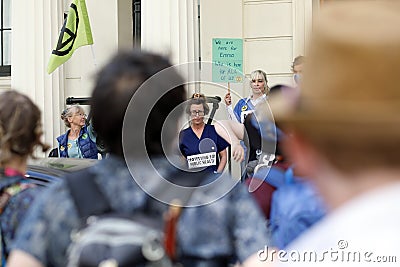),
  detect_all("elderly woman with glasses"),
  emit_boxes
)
[56,105,98,159]
[179,94,231,174]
